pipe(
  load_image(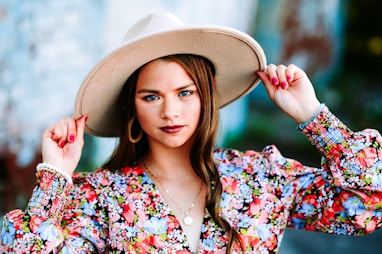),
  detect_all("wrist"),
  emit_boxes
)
[294,101,321,124]
[36,162,73,184]
[298,103,326,129]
